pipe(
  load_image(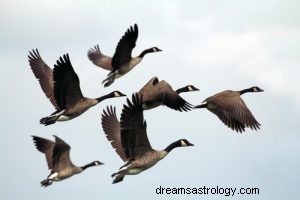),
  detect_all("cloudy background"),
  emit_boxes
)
[1,0,299,199]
